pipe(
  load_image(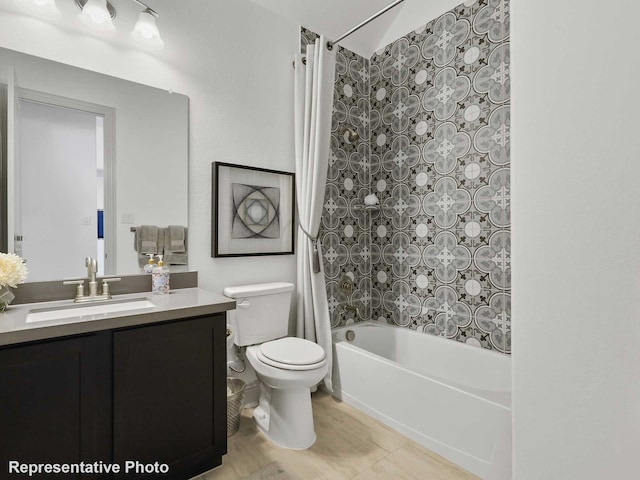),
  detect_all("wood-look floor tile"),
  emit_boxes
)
[309,401,390,477]
[353,444,480,480]
[200,391,479,480]
[211,410,276,478]
[201,462,241,480]
[407,443,481,479]
[267,449,349,480]
[313,392,410,453]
